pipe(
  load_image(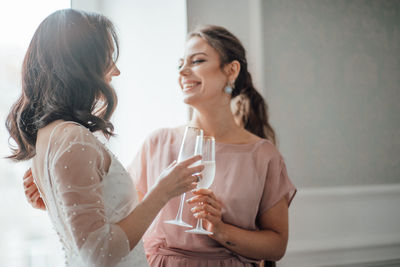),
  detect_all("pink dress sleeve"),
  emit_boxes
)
[258,151,297,216]
[128,139,150,196]
[129,129,174,197]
